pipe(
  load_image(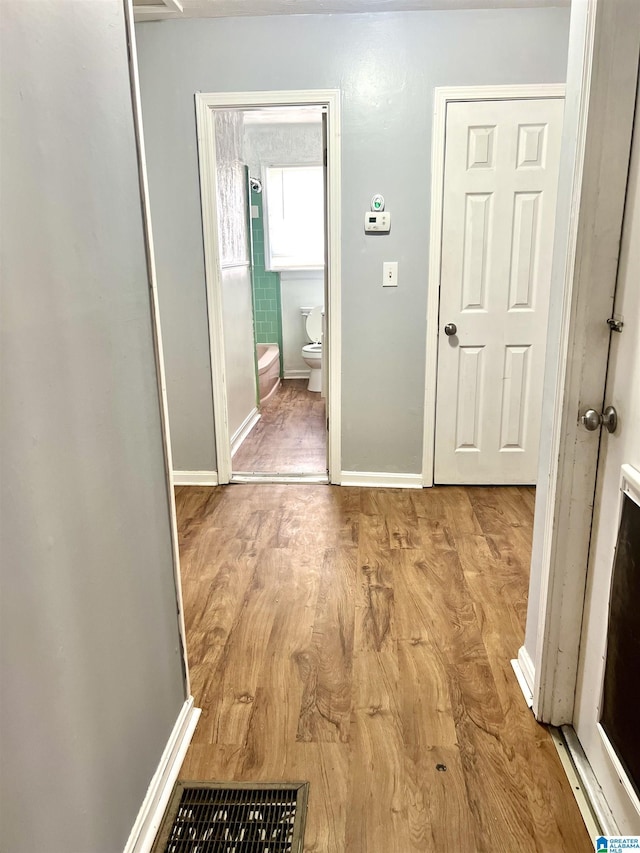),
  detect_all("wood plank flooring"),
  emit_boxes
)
[175,484,592,853]
[232,379,327,474]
